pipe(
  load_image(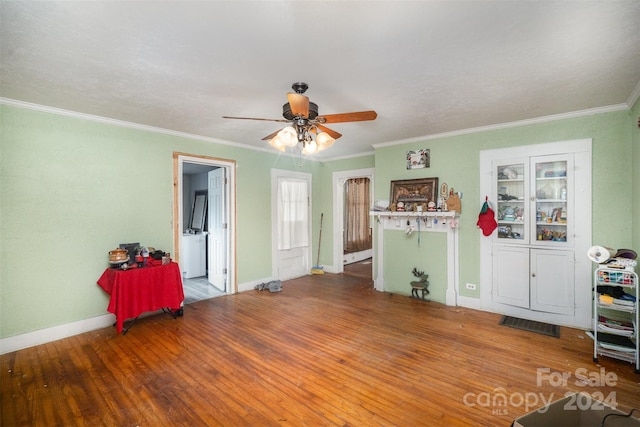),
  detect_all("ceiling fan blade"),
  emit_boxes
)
[287,93,309,118]
[261,128,284,141]
[316,124,342,140]
[222,116,289,123]
[317,110,377,124]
